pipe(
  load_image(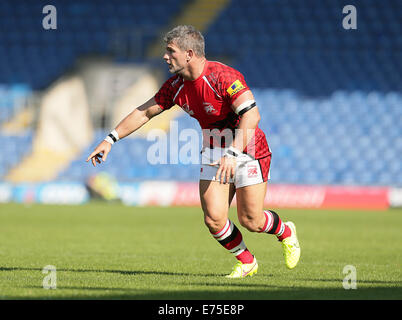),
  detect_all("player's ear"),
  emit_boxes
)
[186,49,194,62]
